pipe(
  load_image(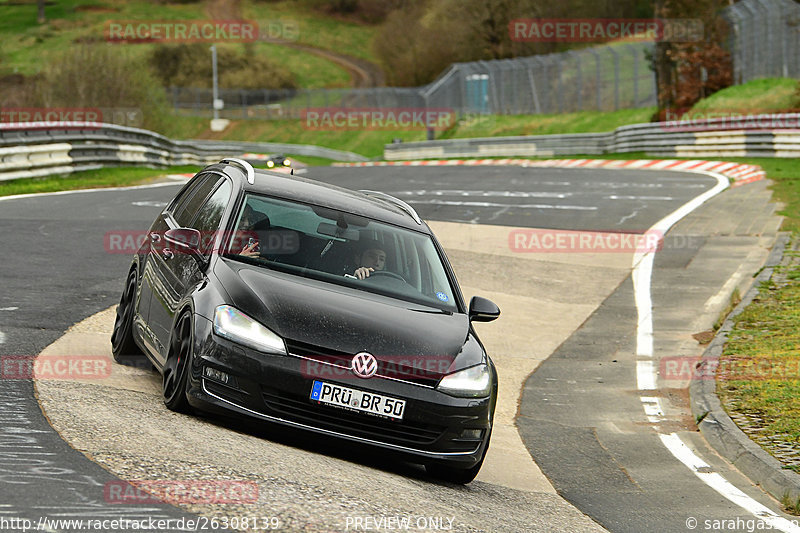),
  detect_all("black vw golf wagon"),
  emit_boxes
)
[112,158,500,483]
